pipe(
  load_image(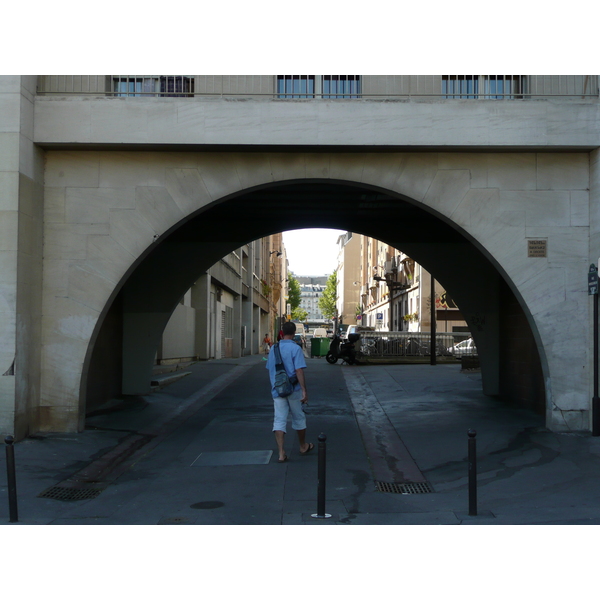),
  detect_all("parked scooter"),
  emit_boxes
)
[326,333,361,365]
